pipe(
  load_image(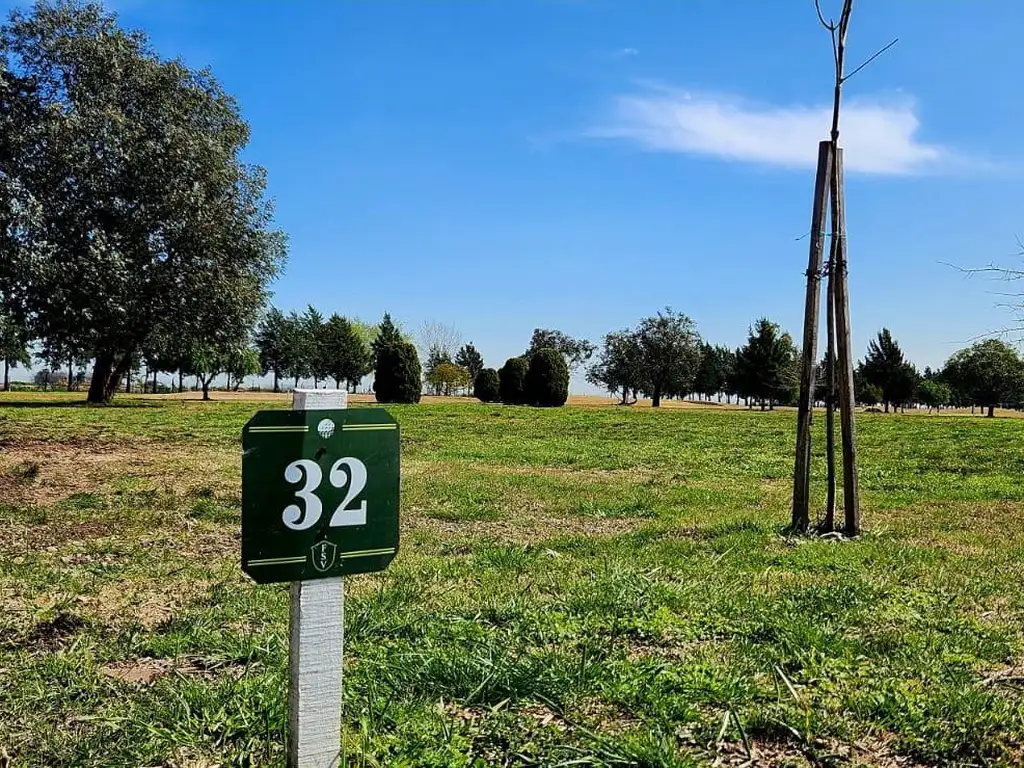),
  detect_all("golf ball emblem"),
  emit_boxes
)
[317,418,335,439]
